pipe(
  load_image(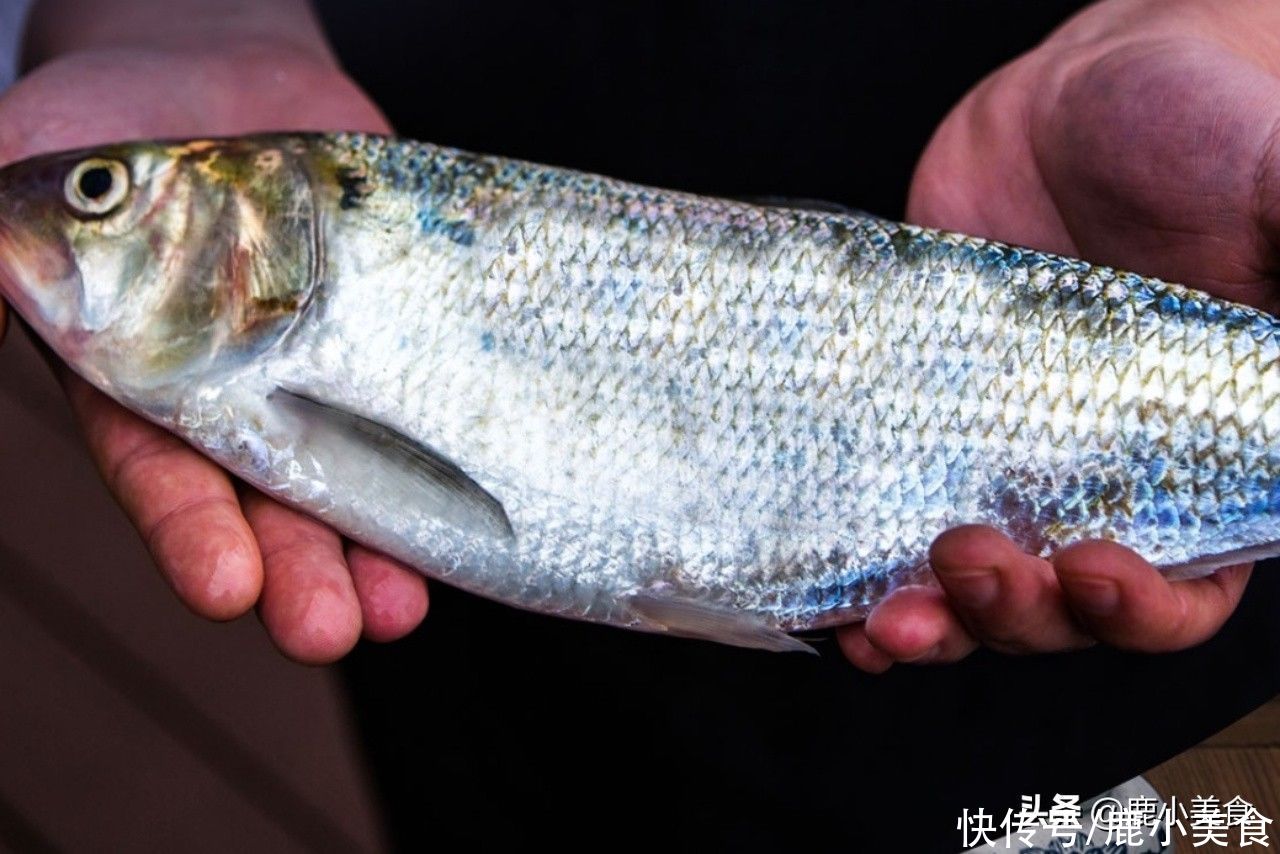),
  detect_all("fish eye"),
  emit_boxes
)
[64,158,130,216]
